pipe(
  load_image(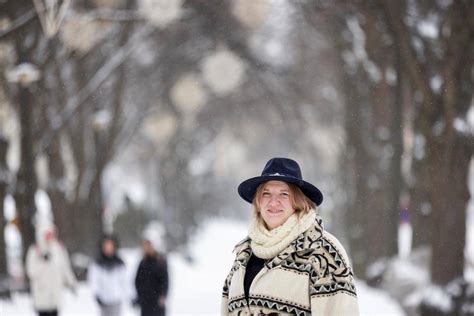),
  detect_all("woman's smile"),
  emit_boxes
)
[265,208,284,216]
